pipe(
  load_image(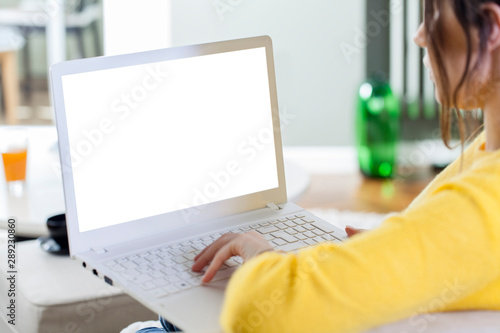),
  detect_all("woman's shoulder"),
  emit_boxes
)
[406,131,491,210]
